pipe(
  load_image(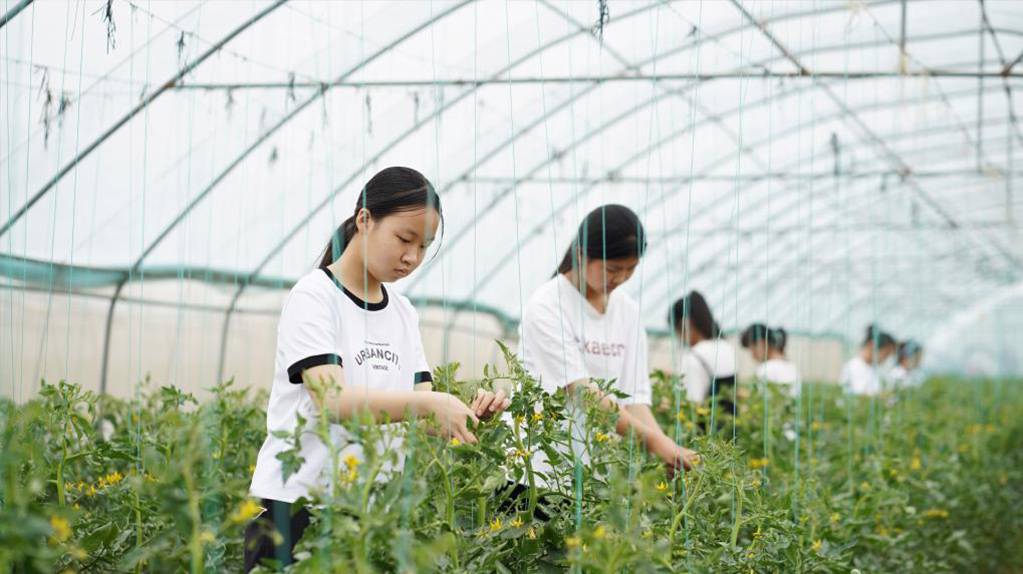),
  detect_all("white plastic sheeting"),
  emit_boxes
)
[3,0,1022,392]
